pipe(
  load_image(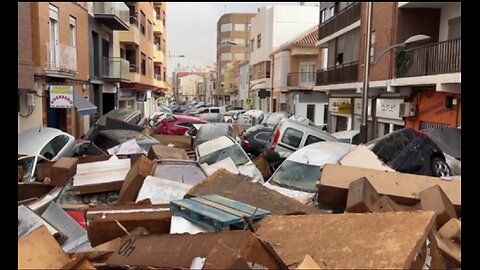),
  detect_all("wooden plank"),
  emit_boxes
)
[18,226,70,269]
[202,194,270,216]
[171,199,241,223]
[192,197,253,218]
